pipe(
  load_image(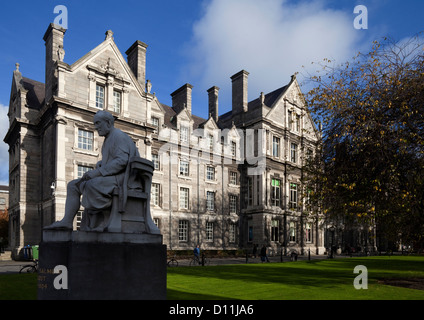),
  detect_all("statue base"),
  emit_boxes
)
[37,230,167,300]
